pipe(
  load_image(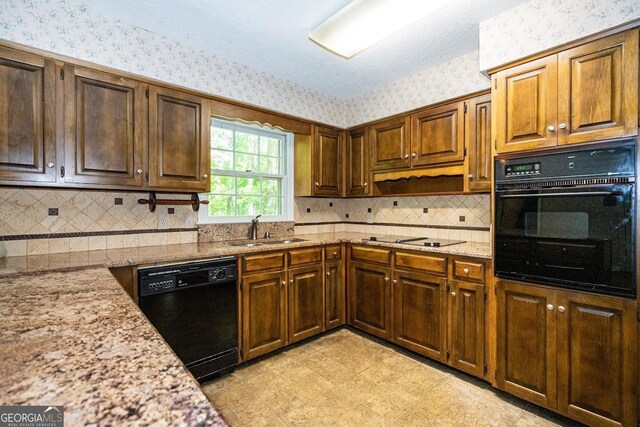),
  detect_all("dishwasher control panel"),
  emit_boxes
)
[138,257,237,296]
